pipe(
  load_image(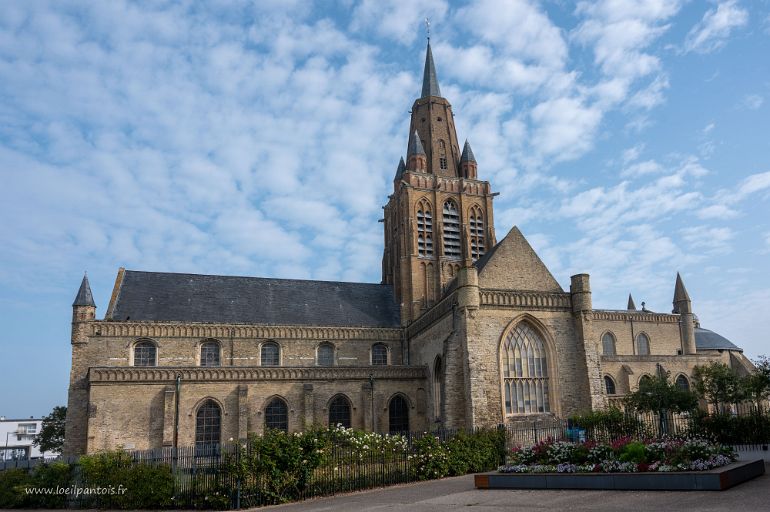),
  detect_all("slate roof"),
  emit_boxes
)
[460,140,476,163]
[695,327,741,351]
[106,270,400,328]
[421,42,441,98]
[73,274,96,307]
